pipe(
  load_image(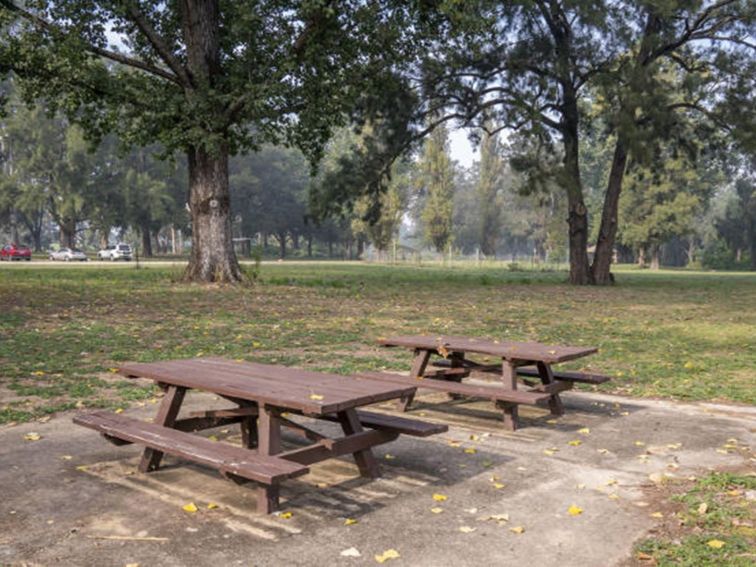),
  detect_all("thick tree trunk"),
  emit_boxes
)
[649,243,661,270]
[562,116,592,285]
[141,226,153,257]
[99,230,110,250]
[183,145,242,282]
[637,247,647,267]
[59,219,76,248]
[591,138,628,284]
